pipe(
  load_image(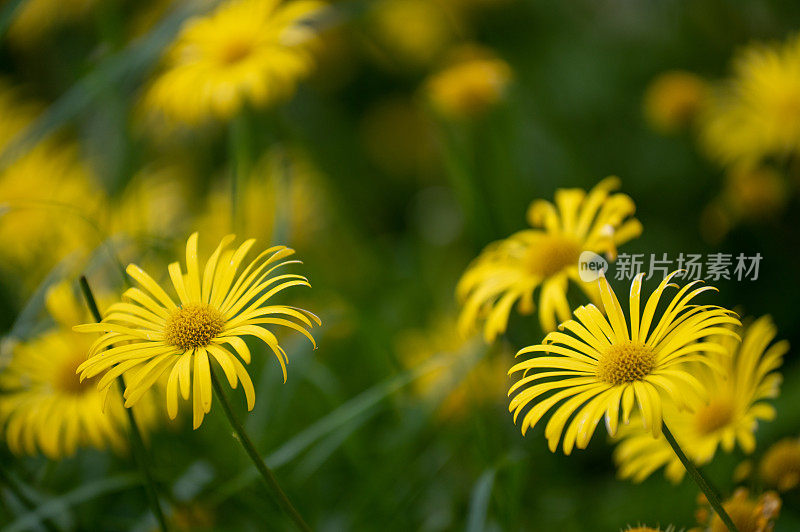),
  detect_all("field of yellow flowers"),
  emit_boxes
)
[1,1,800,530]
